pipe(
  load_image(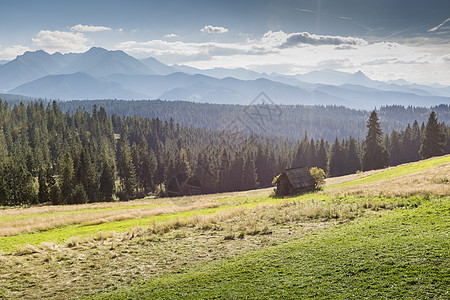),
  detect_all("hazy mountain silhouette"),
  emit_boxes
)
[11,72,146,100]
[58,47,154,76]
[0,50,62,91]
[141,57,176,75]
[1,47,449,109]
